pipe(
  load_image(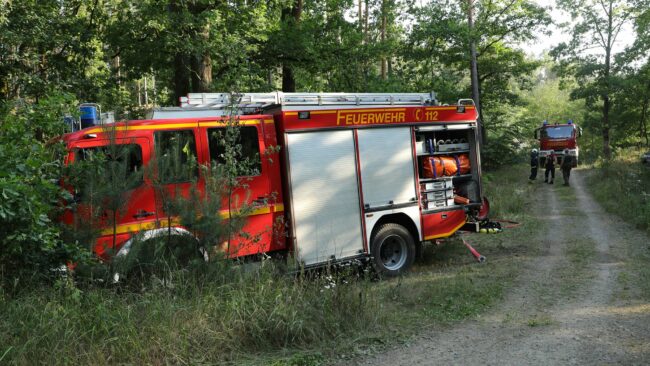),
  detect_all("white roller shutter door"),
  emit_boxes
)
[357,127,417,209]
[286,130,364,266]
